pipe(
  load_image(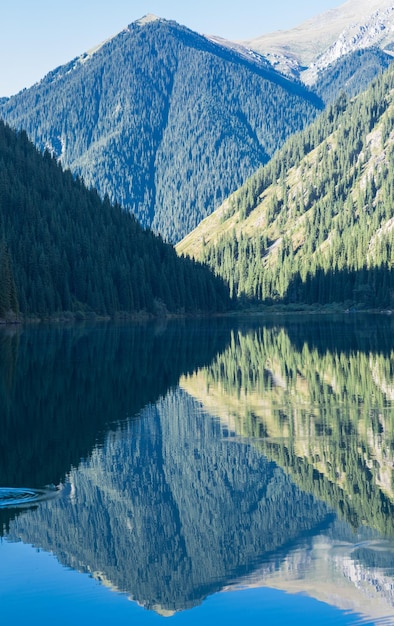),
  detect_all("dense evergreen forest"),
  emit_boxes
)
[0,121,231,319]
[0,16,321,243]
[179,66,394,309]
[314,47,394,103]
